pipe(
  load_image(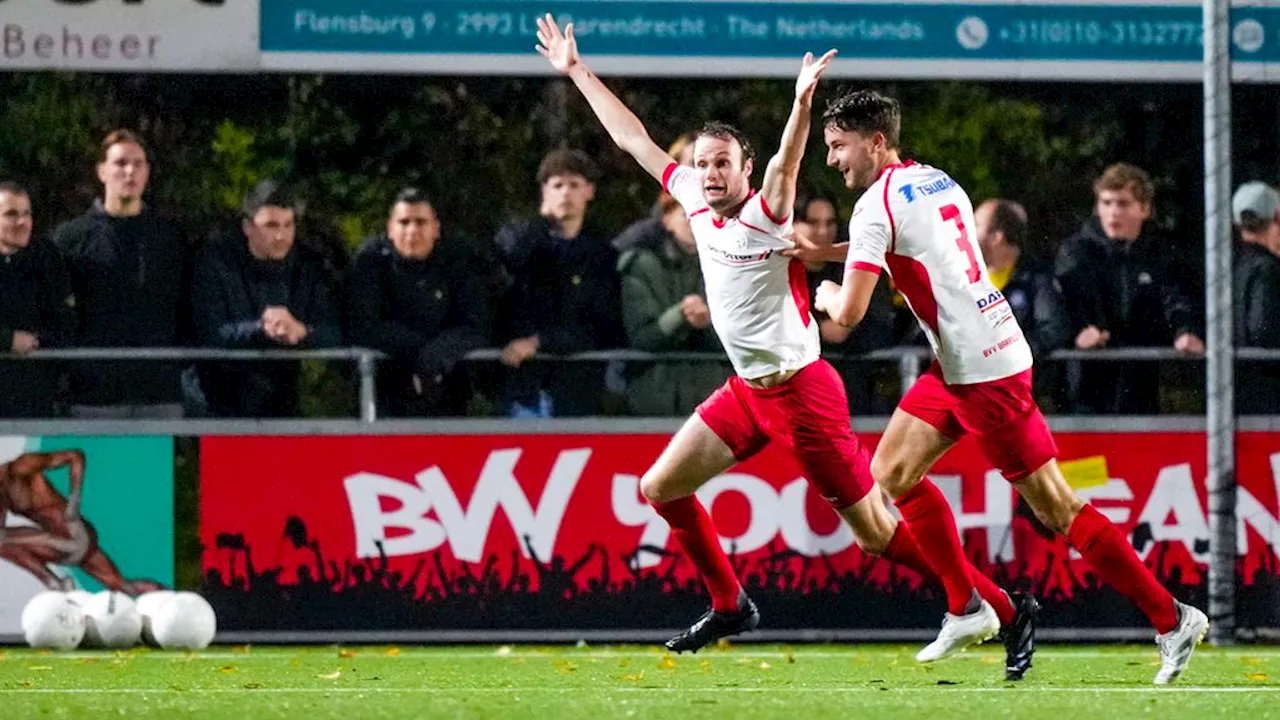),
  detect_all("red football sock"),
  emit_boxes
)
[884,522,1015,626]
[895,480,976,616]
[652,496,742,612]
[1067,504,1178,634]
